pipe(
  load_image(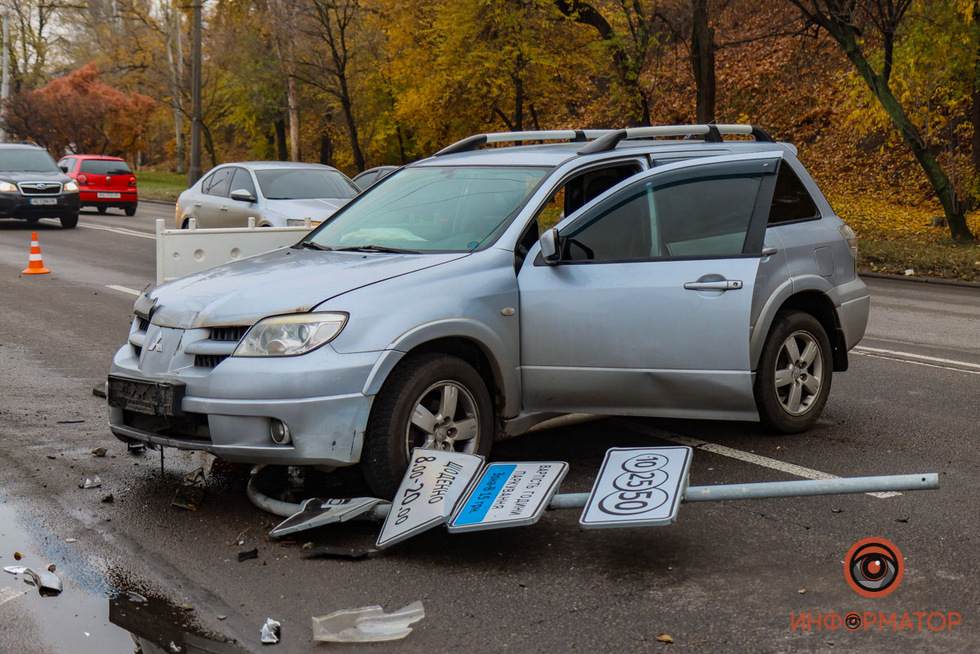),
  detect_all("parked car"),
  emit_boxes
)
[175,162,360,229]
[58,154,138,216]
[352,165,399,190]
[0,143,79,228]
[108,125,870,498]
